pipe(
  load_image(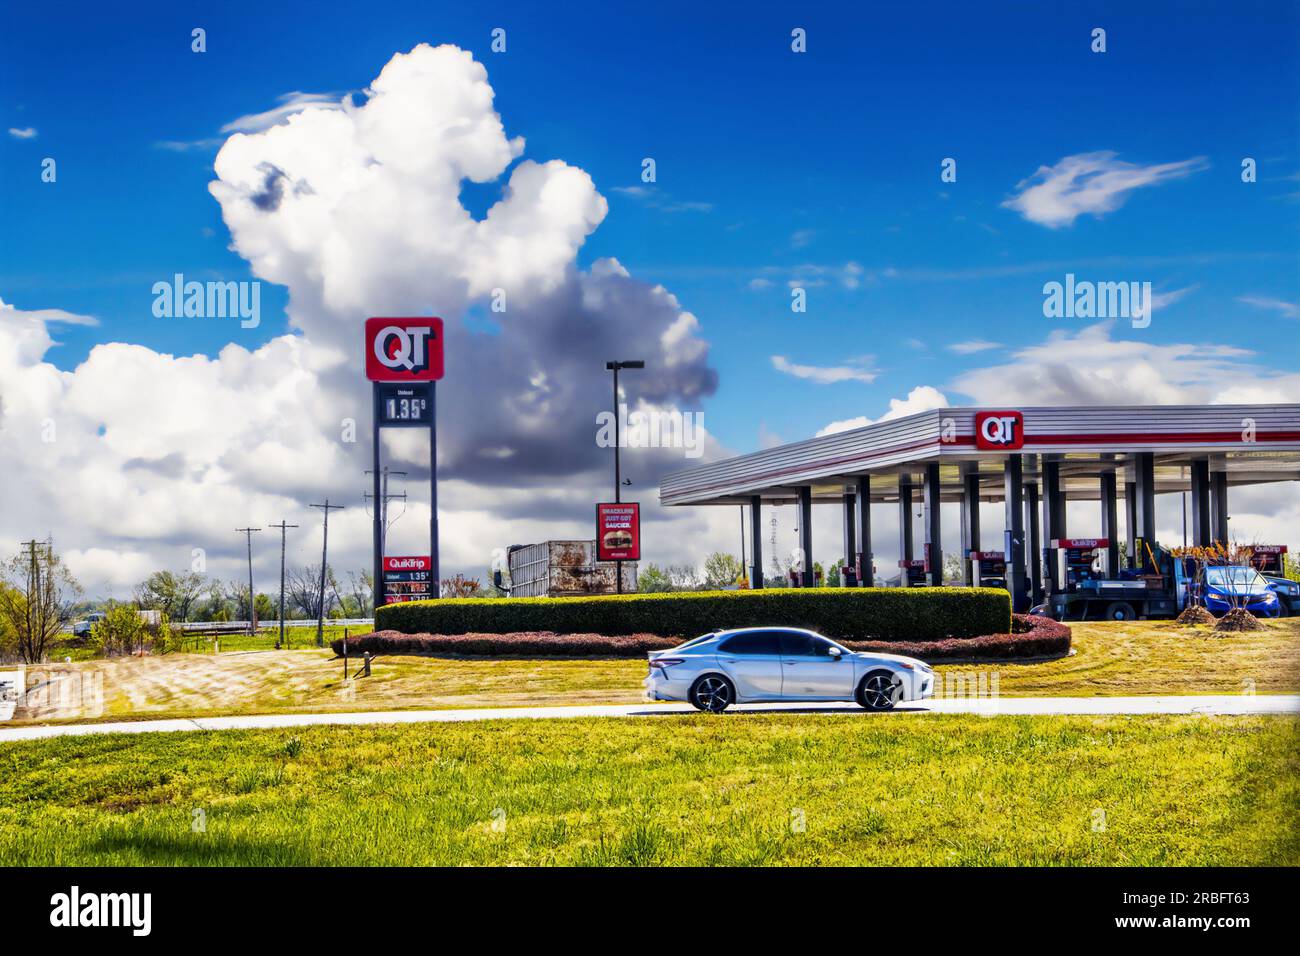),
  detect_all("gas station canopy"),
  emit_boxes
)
[661,405,1300,506]
[659,404,1300,609]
